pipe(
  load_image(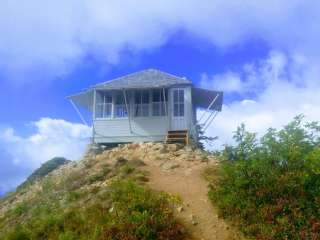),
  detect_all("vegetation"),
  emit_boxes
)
[196,123,218,149]
[18,157,70,189]
[0,156,184,240]
[207,115,320,239]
